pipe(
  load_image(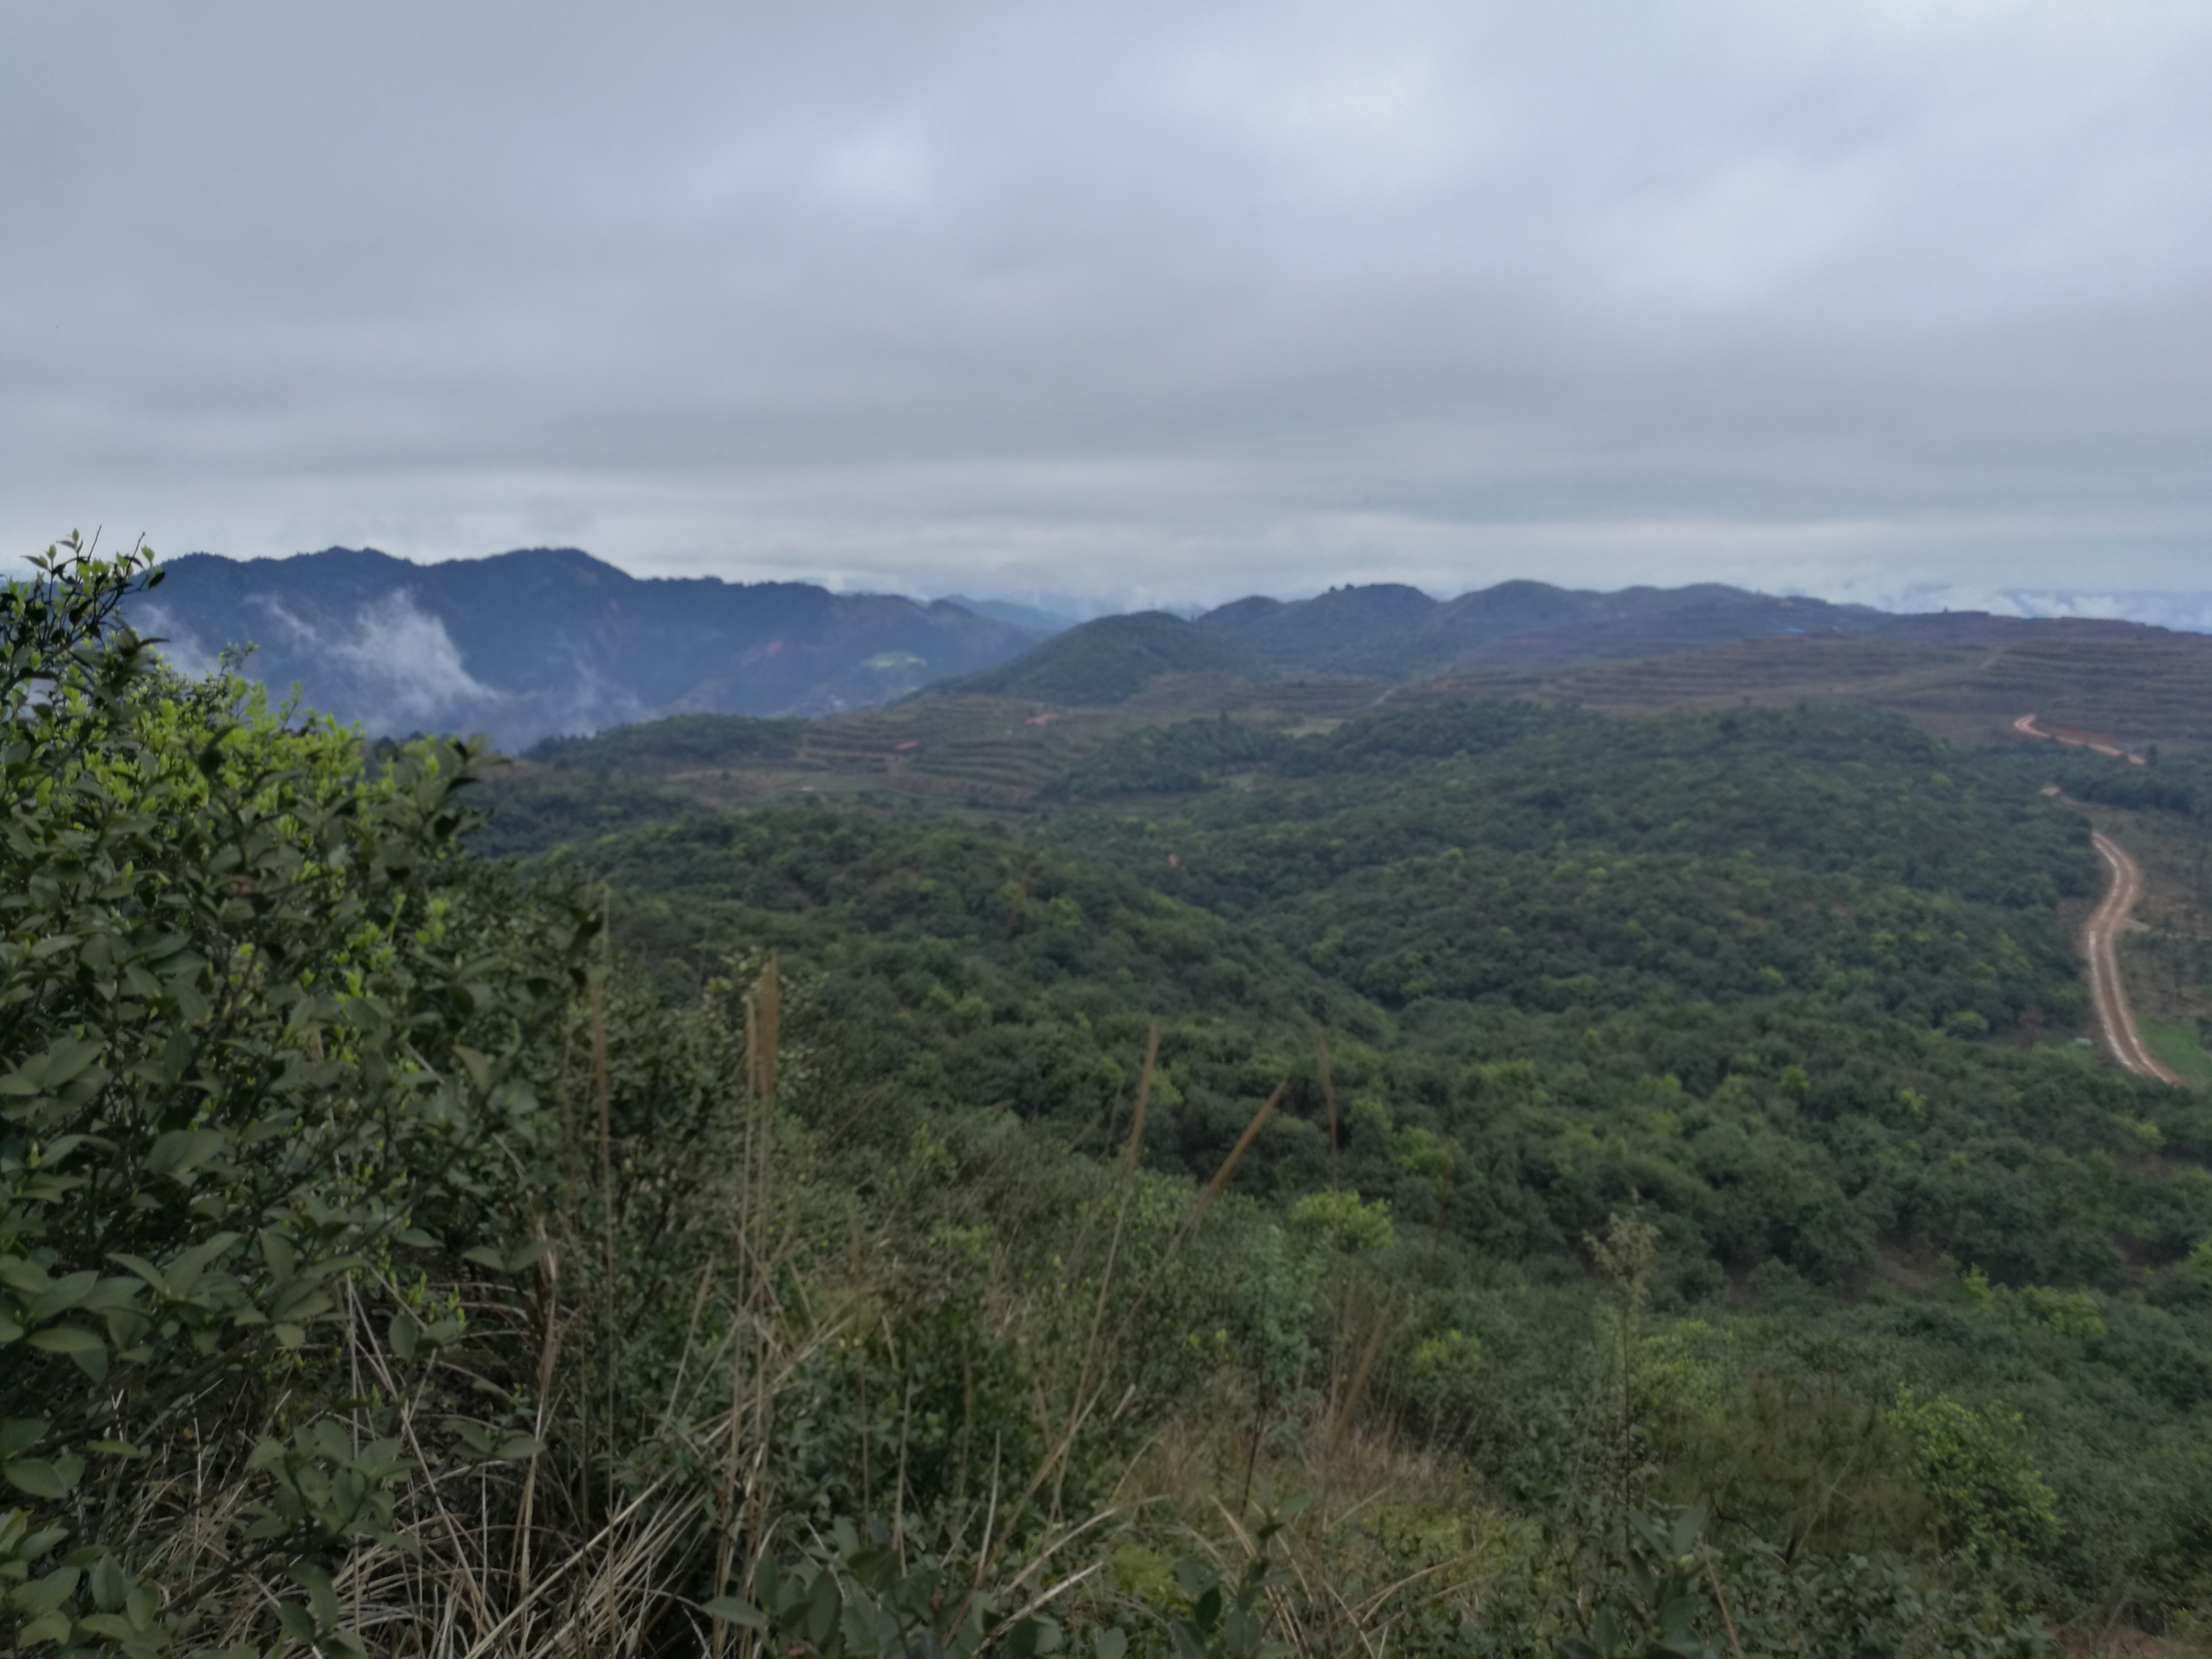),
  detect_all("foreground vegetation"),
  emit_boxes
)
[8,544,2212,1656]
